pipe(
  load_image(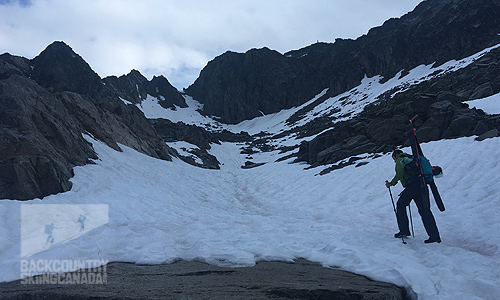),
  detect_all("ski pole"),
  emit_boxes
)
[386,181,406,244]
[408,205,414,238]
